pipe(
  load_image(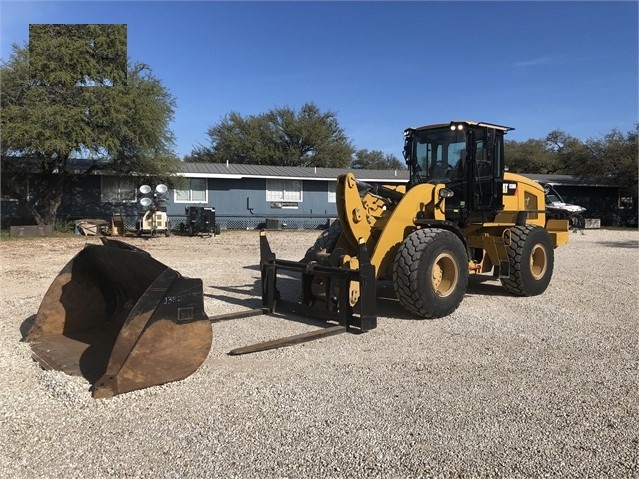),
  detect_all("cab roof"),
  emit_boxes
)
[408,121,515,132]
